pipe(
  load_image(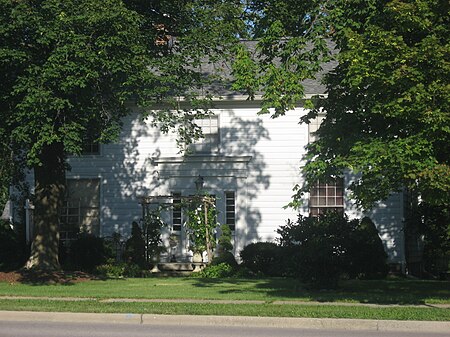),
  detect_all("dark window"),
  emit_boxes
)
[60,179,100,243]
[172,192,182,231]
[81,131,100,155]
[82,141,100,155]
[225,191,236,231]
